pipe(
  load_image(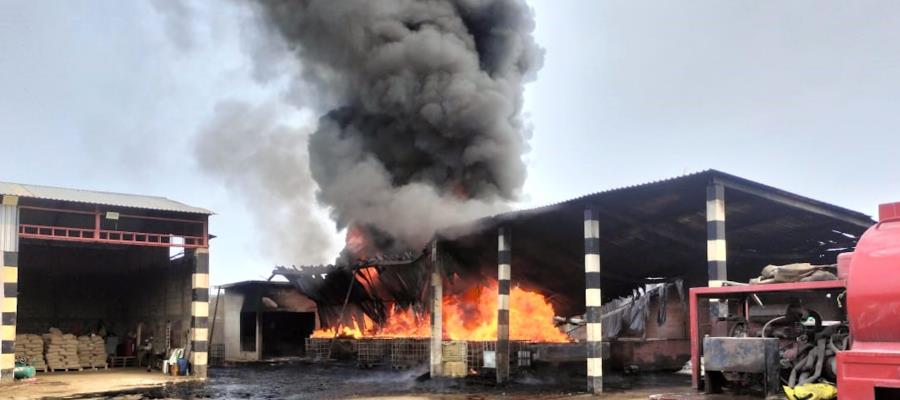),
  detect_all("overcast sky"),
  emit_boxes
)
[1,1,898,286]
